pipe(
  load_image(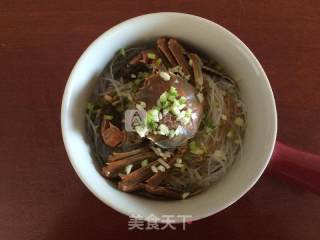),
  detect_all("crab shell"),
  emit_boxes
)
[138,73,203,148]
